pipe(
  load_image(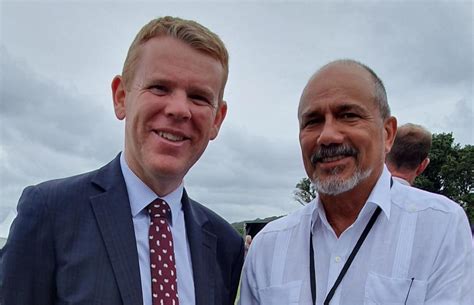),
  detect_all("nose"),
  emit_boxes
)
[164,91,191,121]
[317,118,344,146]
